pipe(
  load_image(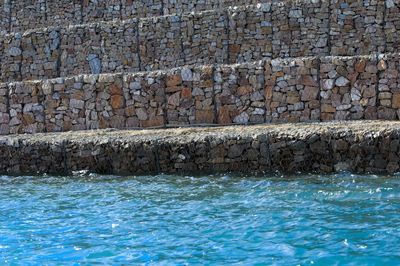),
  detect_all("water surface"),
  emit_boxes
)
[1,173,400,265]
